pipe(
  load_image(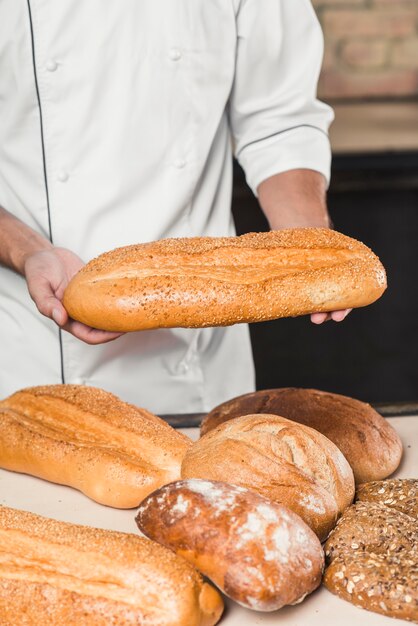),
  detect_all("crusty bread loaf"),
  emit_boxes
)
[356,478,417,518]
[200,388,403,484]
[324,500,418,623]
[325,501,417,559]
[0,506,224,626]
[62,228,387,332]
[181,414,355,541]
[0,385,191,508]
[136,479,324,611]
